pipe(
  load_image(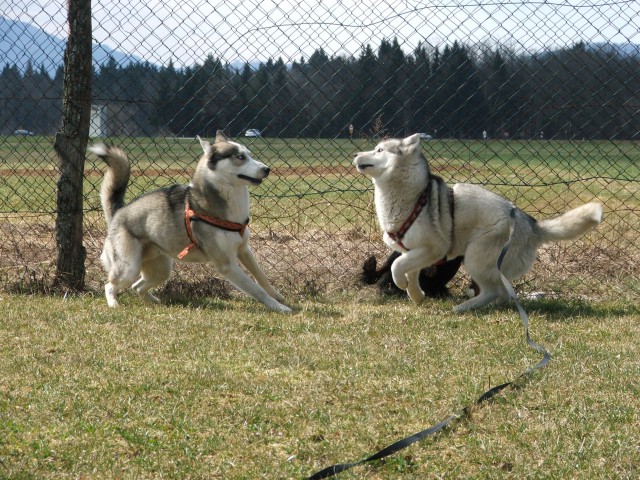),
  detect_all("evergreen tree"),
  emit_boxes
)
[436,41,487,137]
[0,64,23,134]
[305,49,333,136]
[377,38,407,135]
[408,42,432,134]
[350,44,378,135]
[288,56,315,136]
[483,49,519,137]
[0,36,637,140]
[151,59,177,133]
